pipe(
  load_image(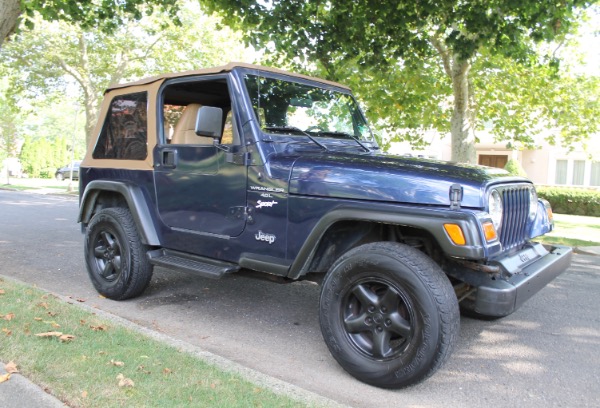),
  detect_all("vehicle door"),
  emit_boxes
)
[154,76,248,239]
